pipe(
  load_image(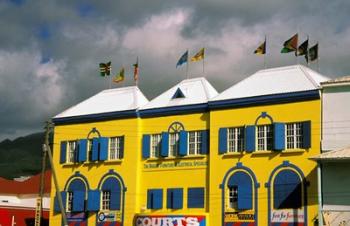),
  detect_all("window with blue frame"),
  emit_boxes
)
[150,134,162,158]
[147,189,163,209]
[167,188,183,209]
[273,169,302,209]
[188,131,202,155]
[227,127,245,152]
[226,171,253,211]
[187,187,205,208]
[67,140,78,163]
[142,130,209,159]
[109,136,124,160]
[100,177,122,210]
